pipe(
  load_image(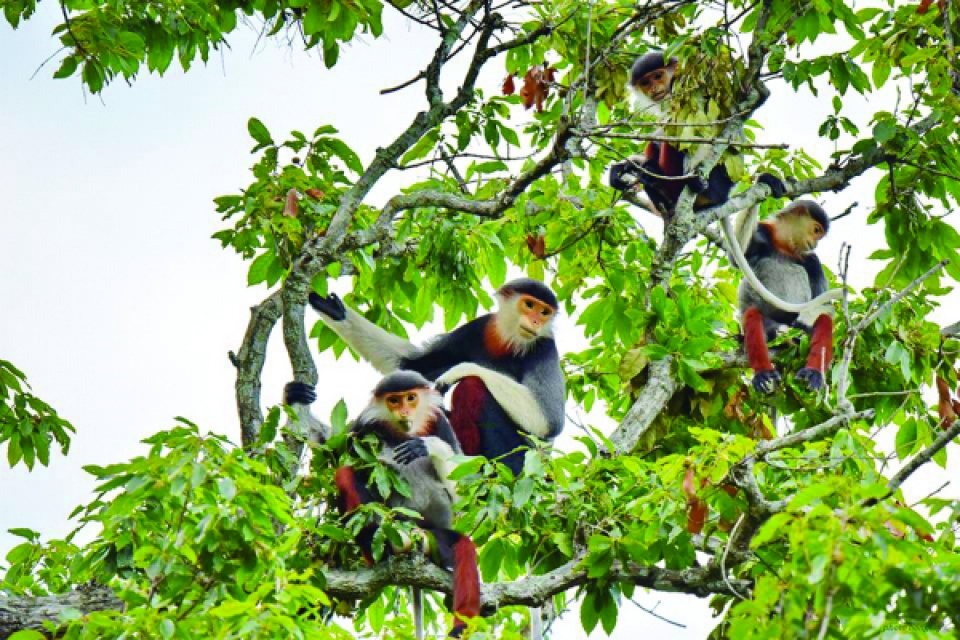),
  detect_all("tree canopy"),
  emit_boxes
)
[3,0,960,638]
